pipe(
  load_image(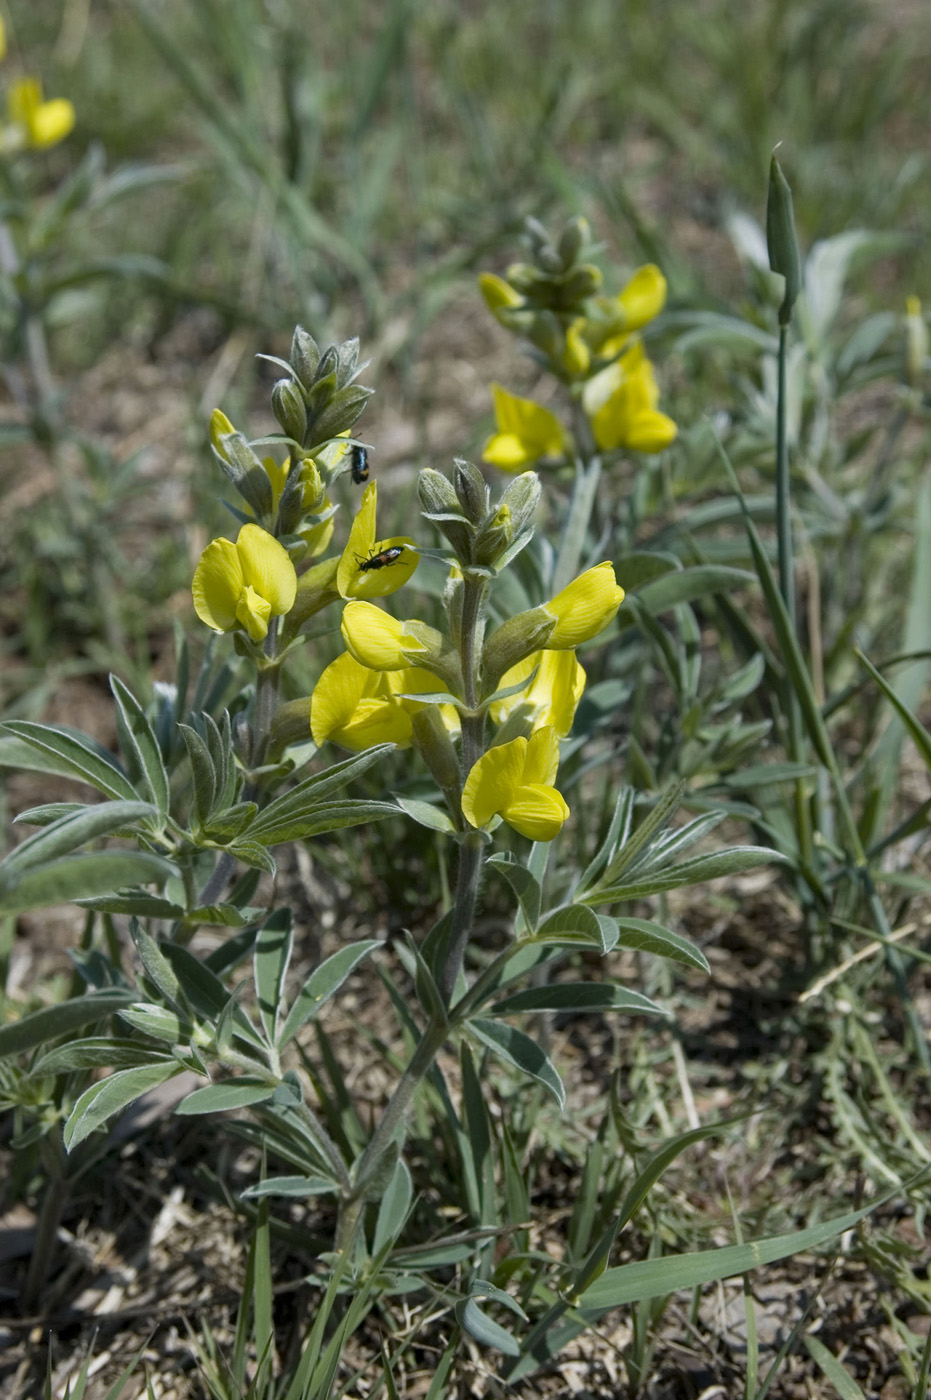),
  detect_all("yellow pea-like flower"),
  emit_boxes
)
[340,600,437,672]
[5,77,75,150]
[337,481,418,600]
[491,649,586,738]
[310,653,453,752]
[192,523,297,644]
[462,727,569,842]
[582,342,677,454]
[543,563,624,649]
[481,384,569,472]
